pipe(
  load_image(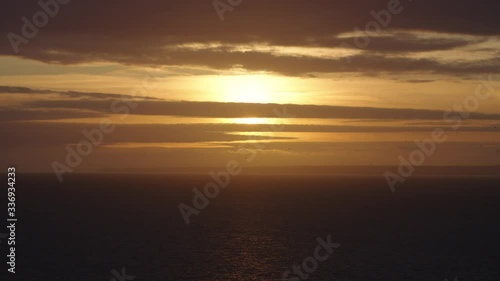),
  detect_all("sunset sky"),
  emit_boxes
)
[1,0,499,173]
